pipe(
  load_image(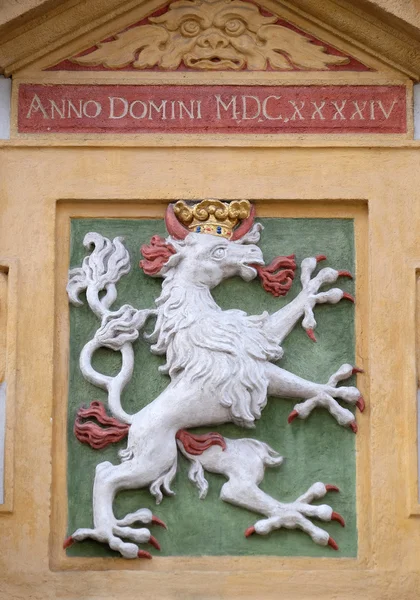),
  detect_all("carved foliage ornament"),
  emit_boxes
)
[70,0,351,71]
[64,200,364,559]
